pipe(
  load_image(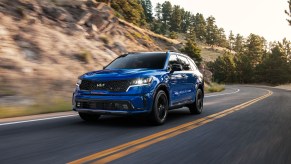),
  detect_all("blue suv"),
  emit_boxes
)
[73,51,204,125]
